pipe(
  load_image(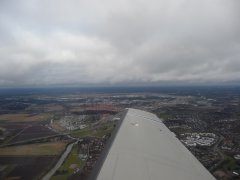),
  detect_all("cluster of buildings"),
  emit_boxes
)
[76,136,108,178]
[191,148,220,169]
[59,115,87,130]
[220,138,240,154]
[180,133,217,147]
[234,154,240,160]
[221,139,235,151]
